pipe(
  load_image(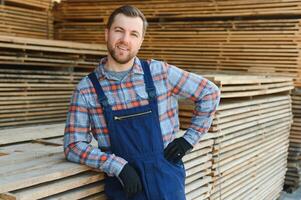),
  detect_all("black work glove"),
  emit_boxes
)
[164,137,193,163]
[118,163,142,197]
